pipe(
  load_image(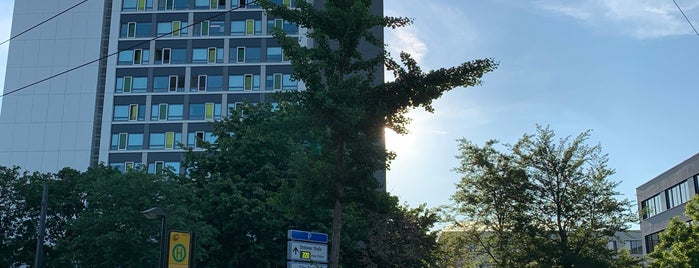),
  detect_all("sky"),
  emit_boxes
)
[382,0,699,214]
[1,0,699,221]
